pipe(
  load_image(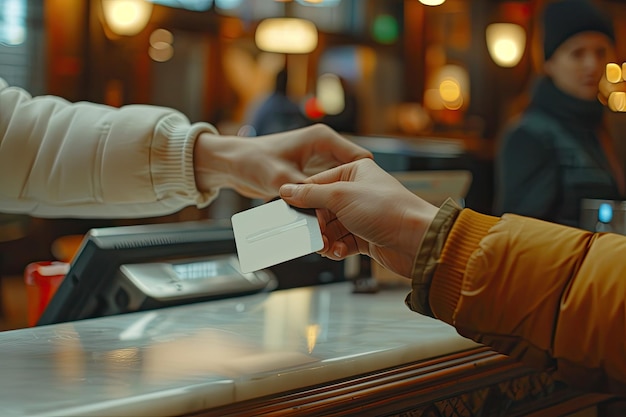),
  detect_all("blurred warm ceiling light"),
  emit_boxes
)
[102,0,153,36]
[276,0,340,4]
[419,0,446,6]
[255,18,318,54]
[486,23,526,68]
